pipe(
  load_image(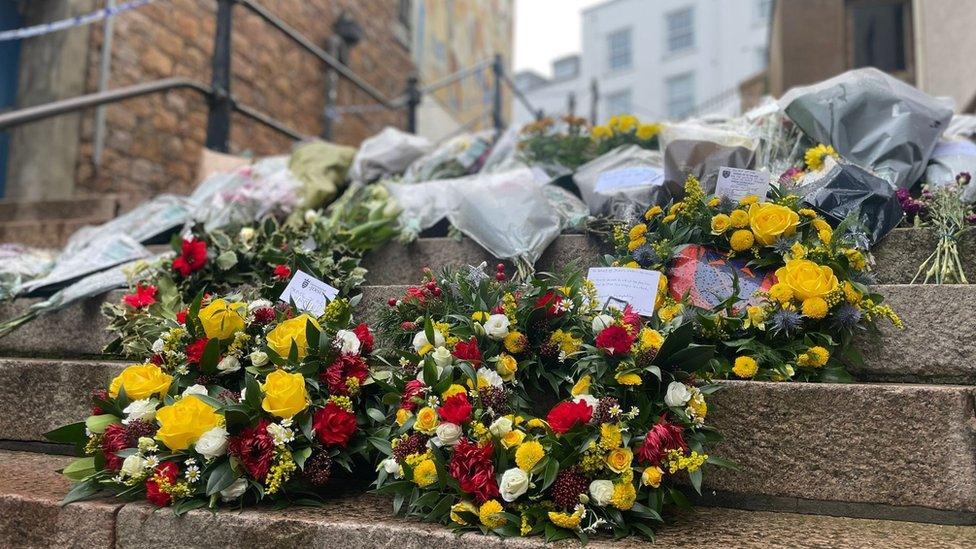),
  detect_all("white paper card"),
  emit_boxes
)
[278,269,339,316]
[932,139,976,159]
[587,267,662,317]
[595,166,664,193]
[714,167,769,202]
